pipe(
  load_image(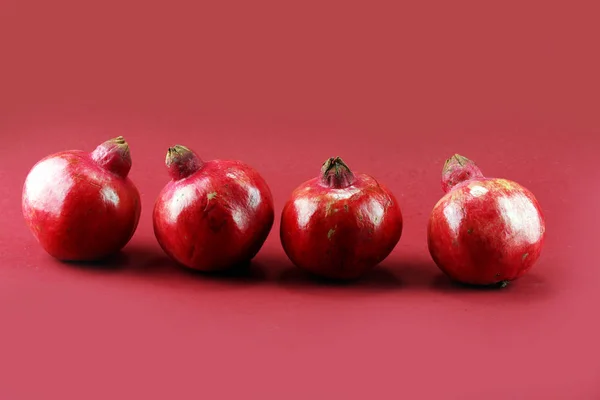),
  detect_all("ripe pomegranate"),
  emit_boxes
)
[427,154,546,287]
[280,157,403,280]
[153,145,274,271]
[22,137,141,261]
